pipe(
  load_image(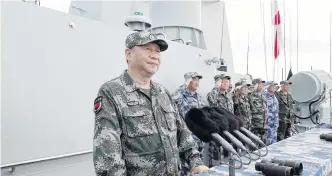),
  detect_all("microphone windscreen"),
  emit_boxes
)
[185,108,217,130]
[185,117,215,142]
[233,115,245,127]
[201,106,229,131]
[213,107,239,131]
